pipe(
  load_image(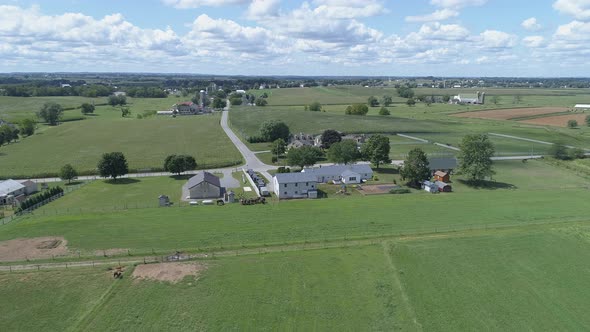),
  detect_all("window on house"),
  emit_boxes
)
[284,184,287,188]
[306,182,308,186]
[295,191,298,194]
[295,183,298,187]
